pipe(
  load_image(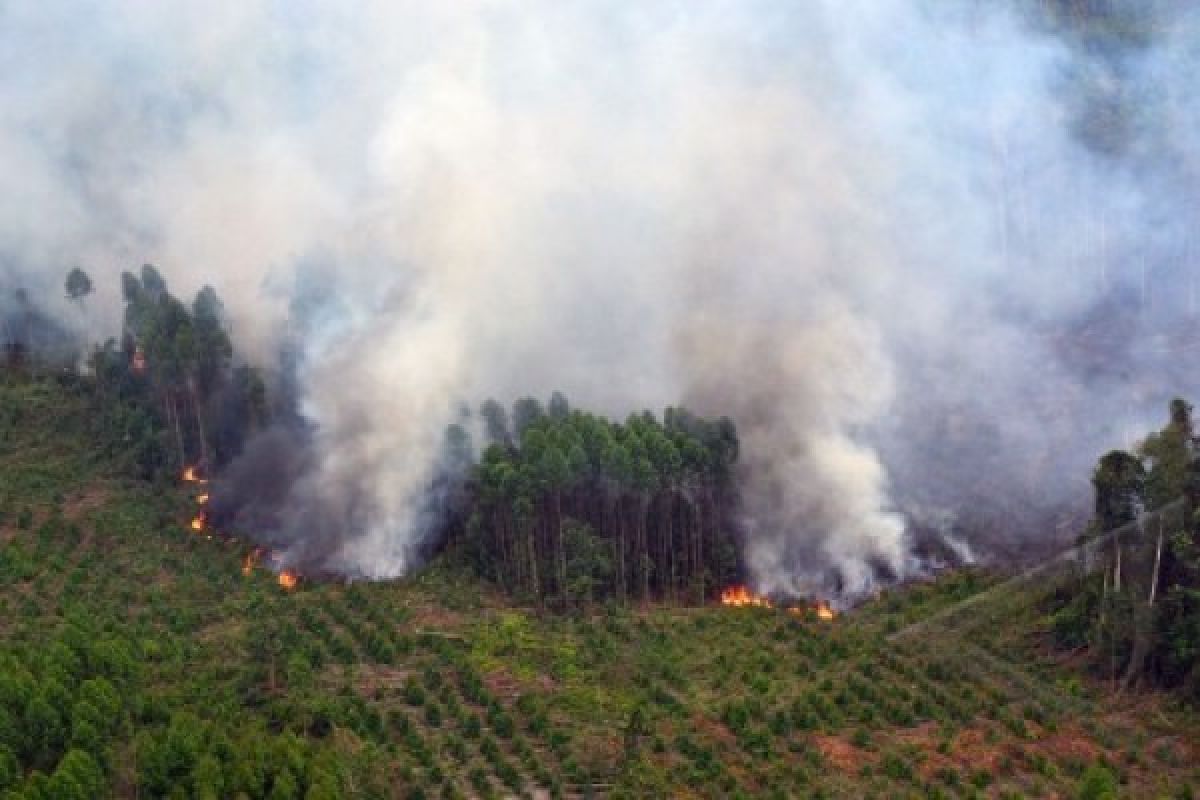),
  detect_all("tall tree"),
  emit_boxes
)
[1092,450,1145,532]
[64,268,93,304]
